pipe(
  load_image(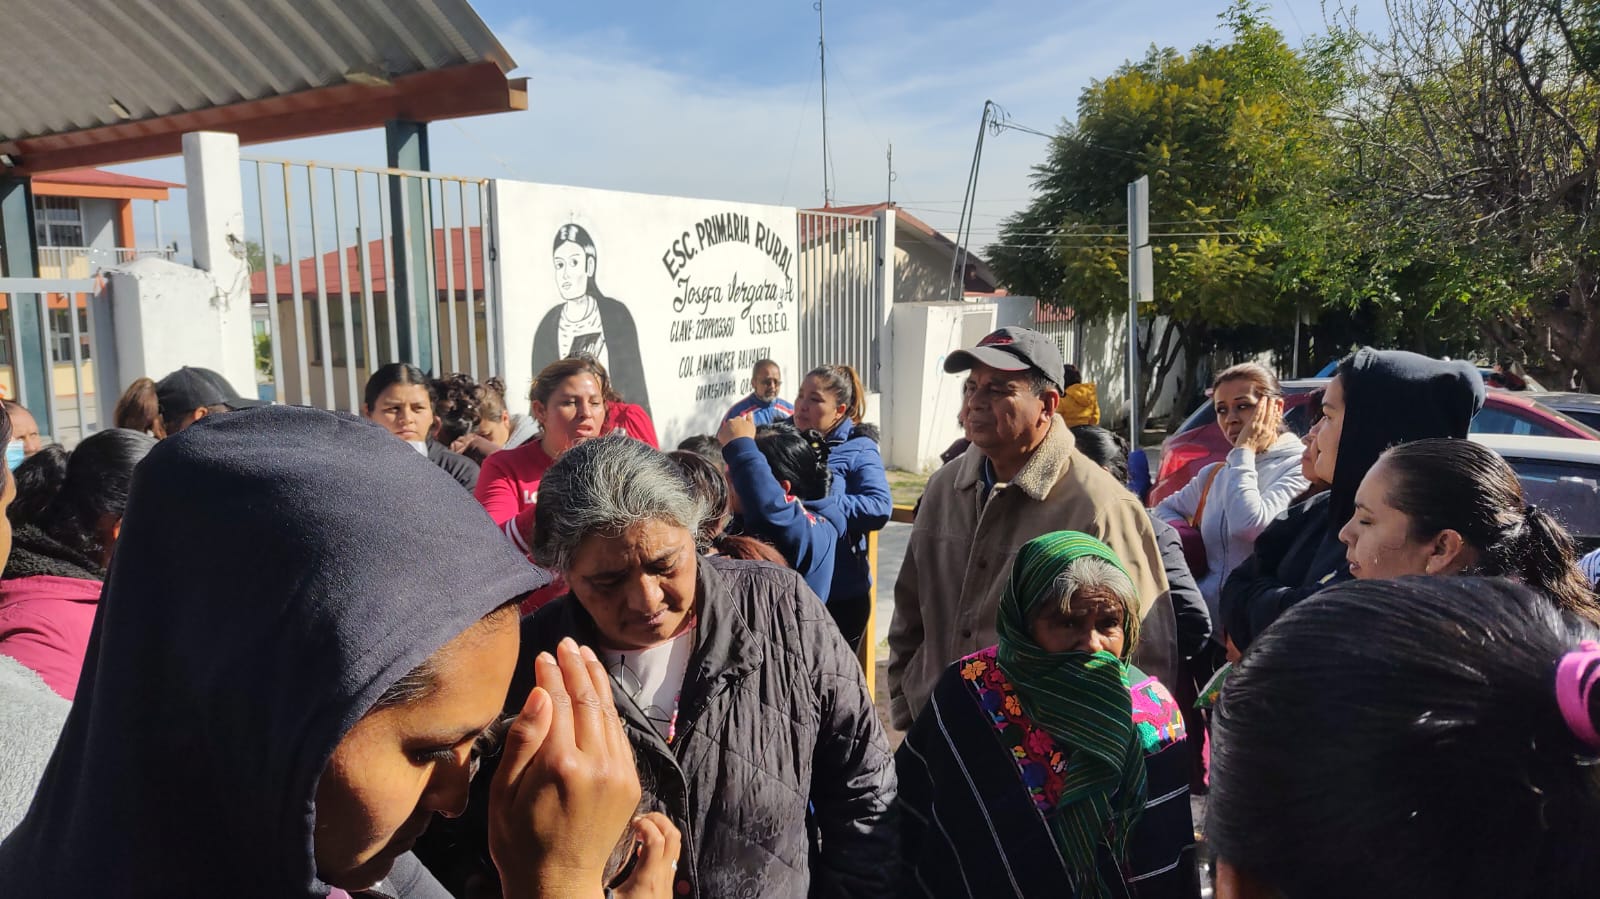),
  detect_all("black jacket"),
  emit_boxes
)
[1148,513,1212,660]
[432,556,898,899]
[1219,349,1484,652]
[0,406,544,897]
[1220,493,1349,651]
[427,439,480,491]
